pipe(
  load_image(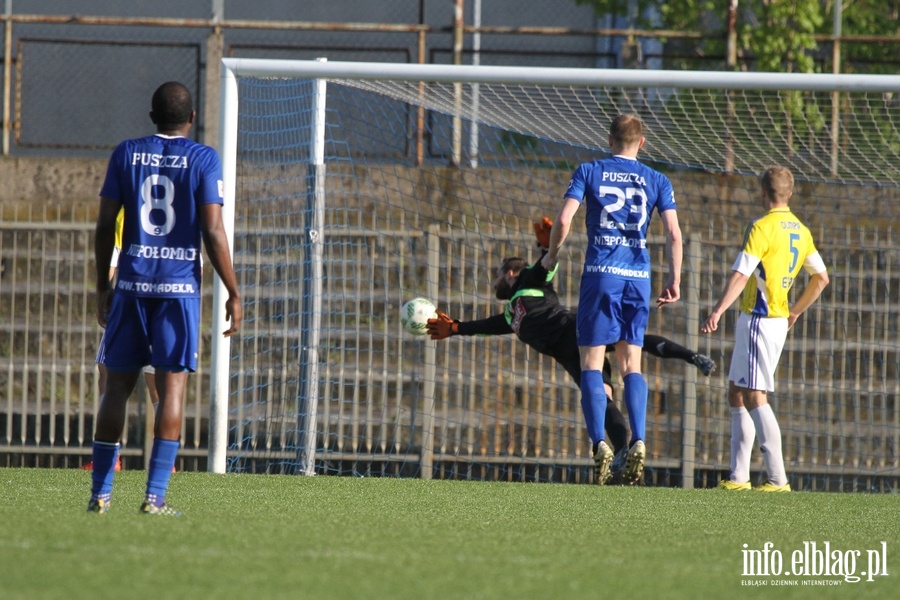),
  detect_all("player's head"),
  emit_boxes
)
[493,257,526,300]
[150,81,194,133]
[760,165,794,206]
[609,114,645,155]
